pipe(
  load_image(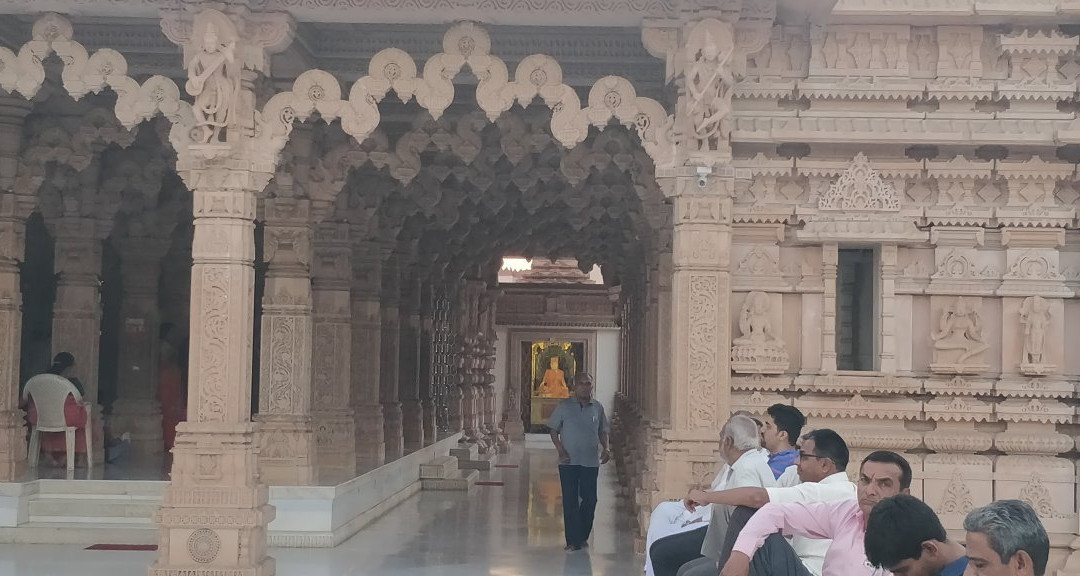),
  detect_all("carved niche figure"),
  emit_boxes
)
[1019,295,1054,375]
[931,297,989,373]
[731,291,789,375]
[185,22,239,144]
[684,20,735,155]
